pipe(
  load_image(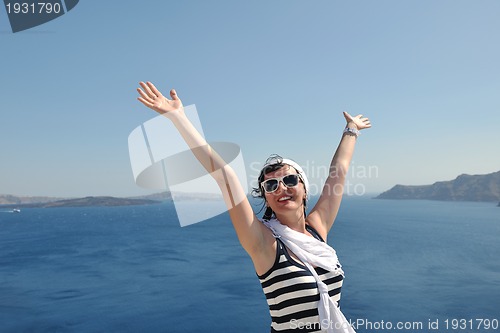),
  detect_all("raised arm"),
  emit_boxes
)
[307,112,371,237]
[136,82,272,257]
